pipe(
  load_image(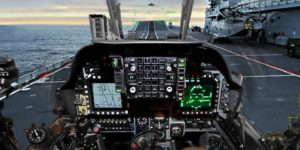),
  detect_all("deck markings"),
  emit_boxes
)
[37,81,66,84]
[276,98,285,102]
[29,94,37,97]
[169,30,300,78]
[243,74,295,78]
[145,21,150,40]
[299,94,300,108]
[223,54,283,57]
[230,63,241,66]
[25,105,33,109]
[204,43,300,78]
